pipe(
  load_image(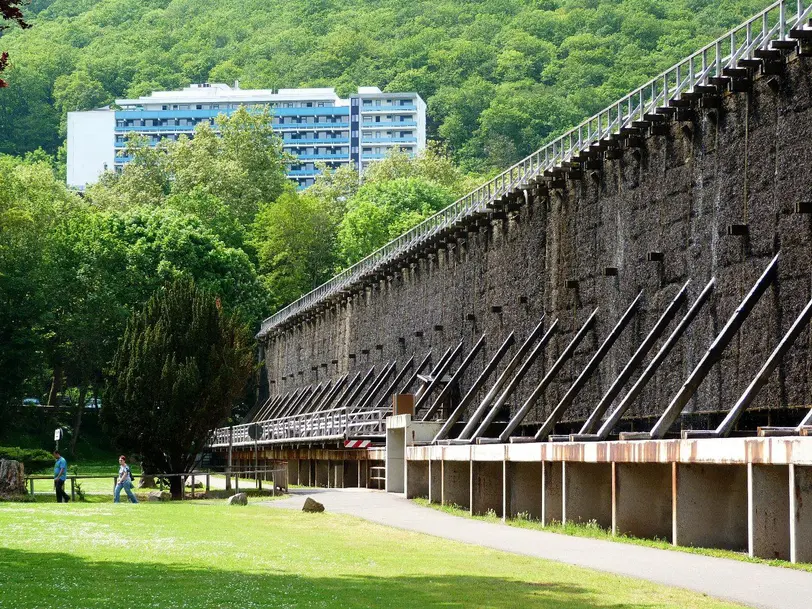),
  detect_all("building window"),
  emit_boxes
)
[212,104,219,109]
[196,104,203,110]
[162,105,168,110]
